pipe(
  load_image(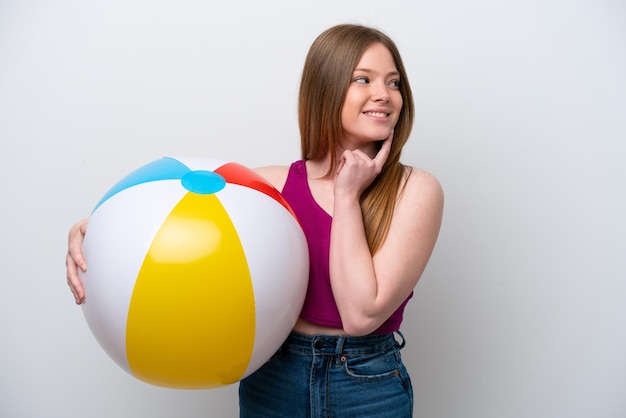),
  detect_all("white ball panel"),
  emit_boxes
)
[217,184,309,377]
[80,180,187,372]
